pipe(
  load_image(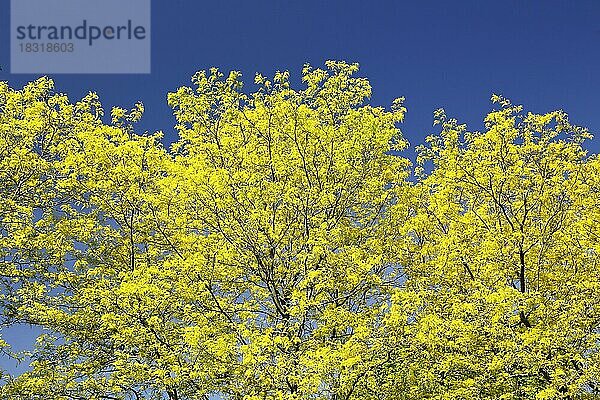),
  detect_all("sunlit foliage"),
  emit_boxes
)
[1,63,599,400]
